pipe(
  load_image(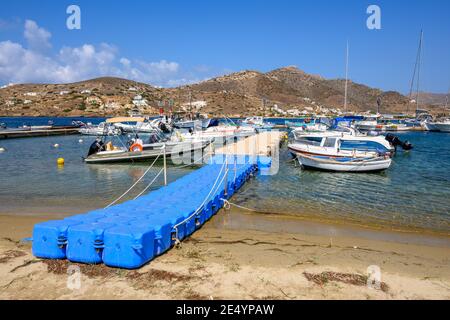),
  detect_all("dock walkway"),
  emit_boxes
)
[32,133,275,269]
[0,127,80,139]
